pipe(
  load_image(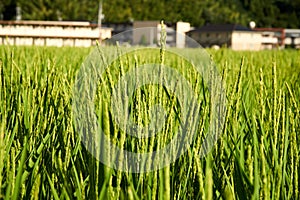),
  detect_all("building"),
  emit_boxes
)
[254,28,285,49]
[0,20,113,47]
[132,21,160,46]
[175,22,191,48]
[132,21,191,48]
[254,28,300,49]
[284,29,300,49]
[102,22,133,44]
[187,24,262,50]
